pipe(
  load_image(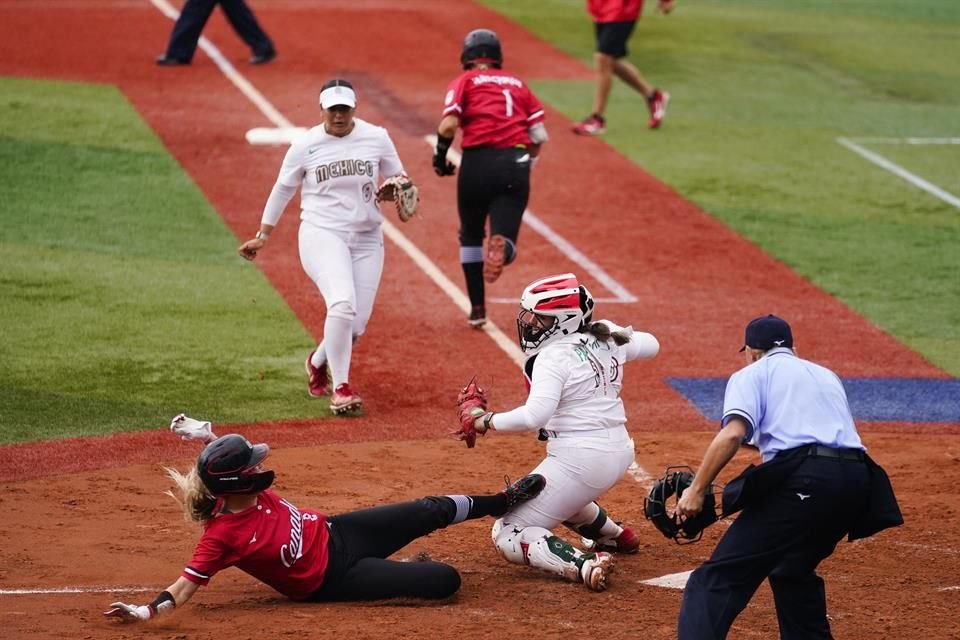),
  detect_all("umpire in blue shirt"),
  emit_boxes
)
[675,314,902,640]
